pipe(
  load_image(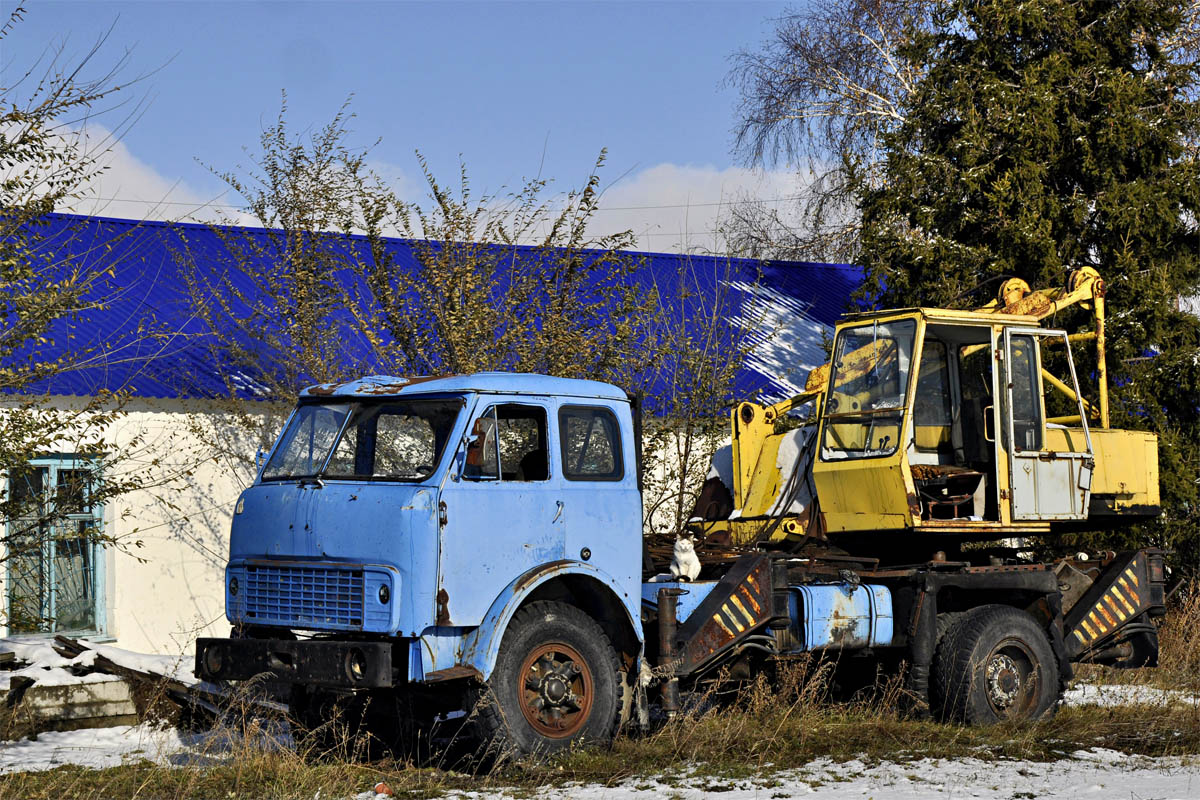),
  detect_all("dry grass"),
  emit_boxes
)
[3,590,1200,799]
